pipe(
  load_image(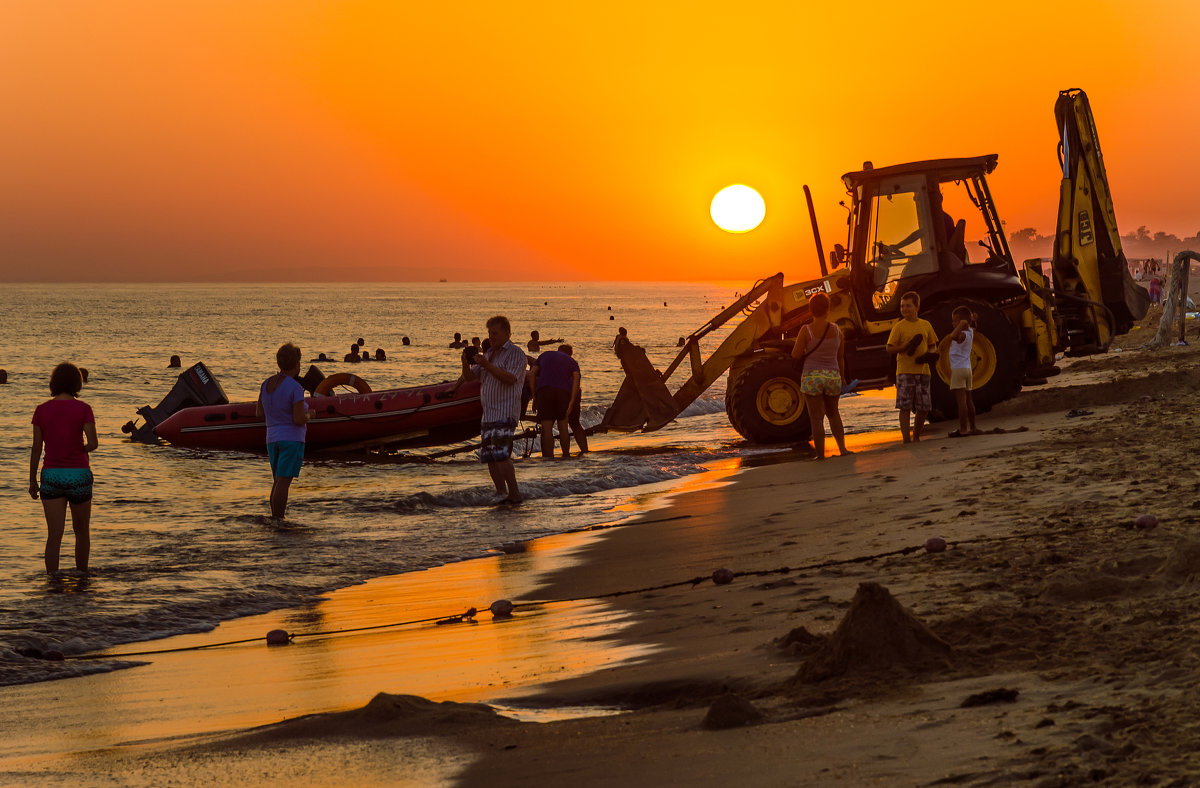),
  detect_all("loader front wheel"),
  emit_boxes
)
[726,355,813,444]
[928,301,1025,420]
